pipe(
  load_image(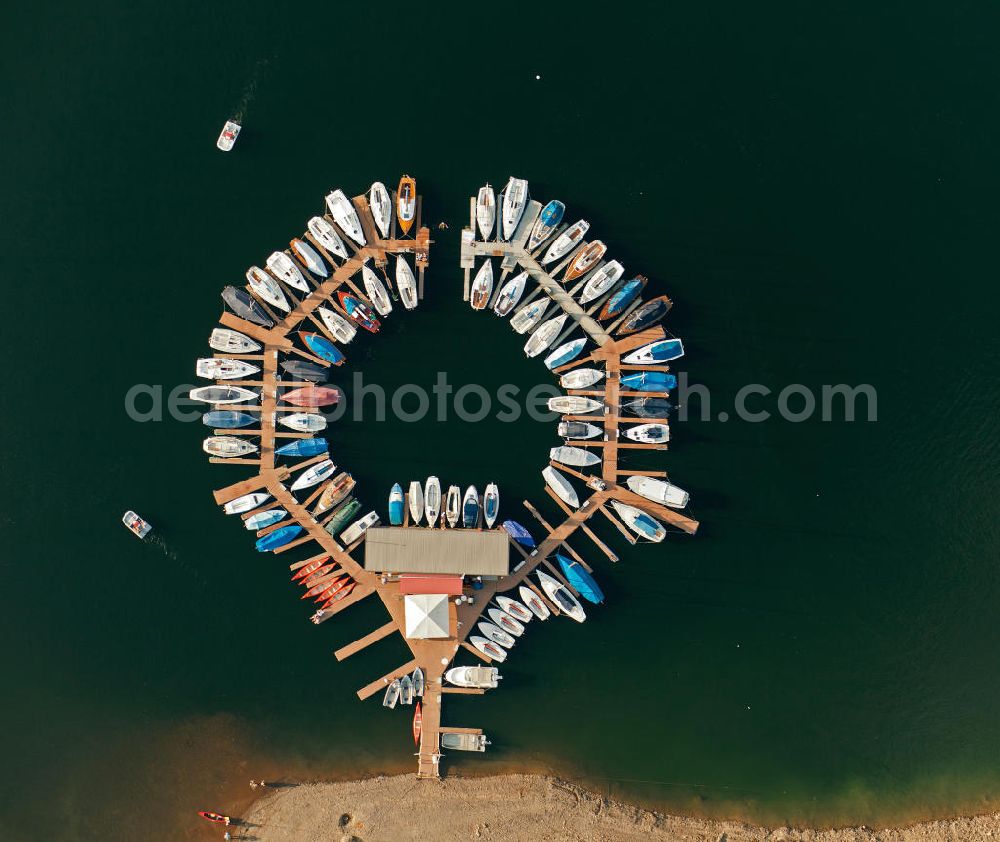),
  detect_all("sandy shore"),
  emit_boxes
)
[235,774,1000,842]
